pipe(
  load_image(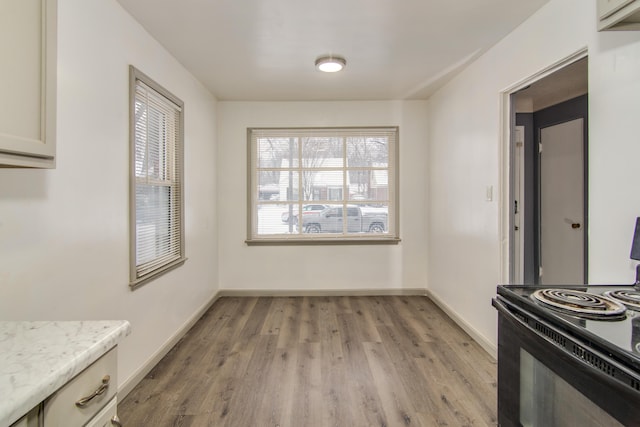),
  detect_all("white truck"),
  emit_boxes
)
[300,205,387,233]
